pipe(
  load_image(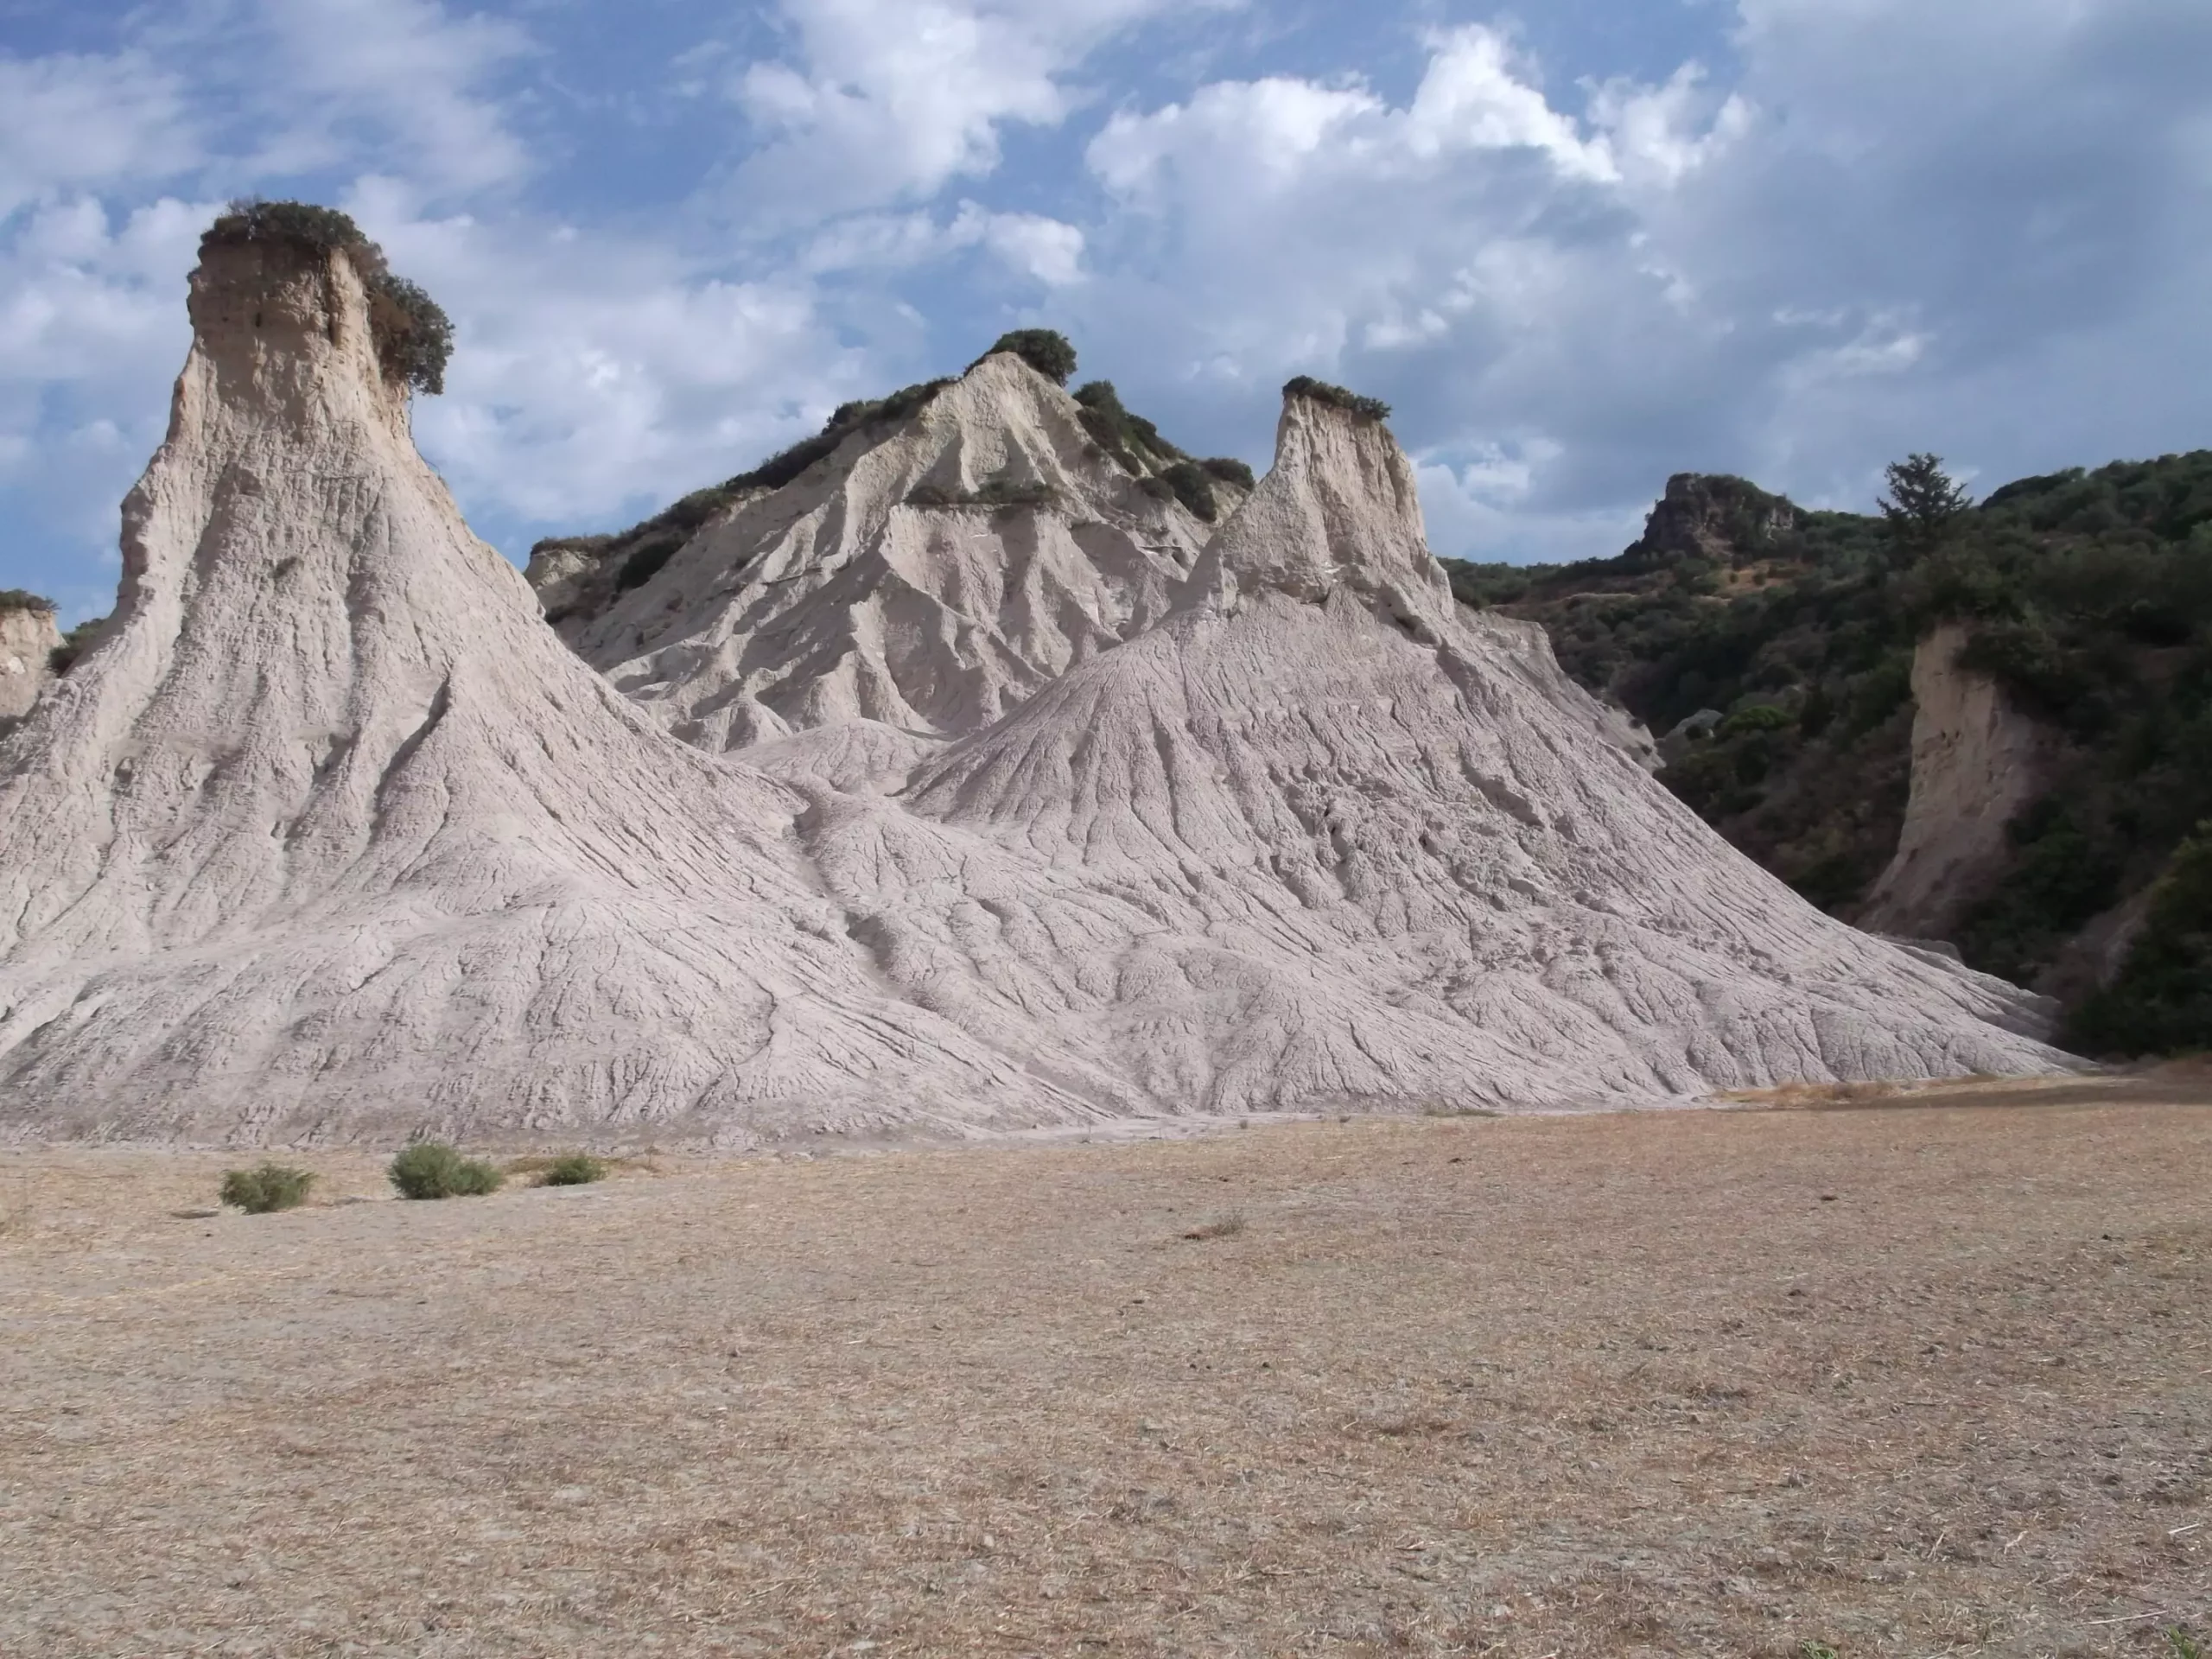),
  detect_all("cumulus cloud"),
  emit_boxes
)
[0,53,200,219]
[725,0,1240,219]
[1067,3,2212,558]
